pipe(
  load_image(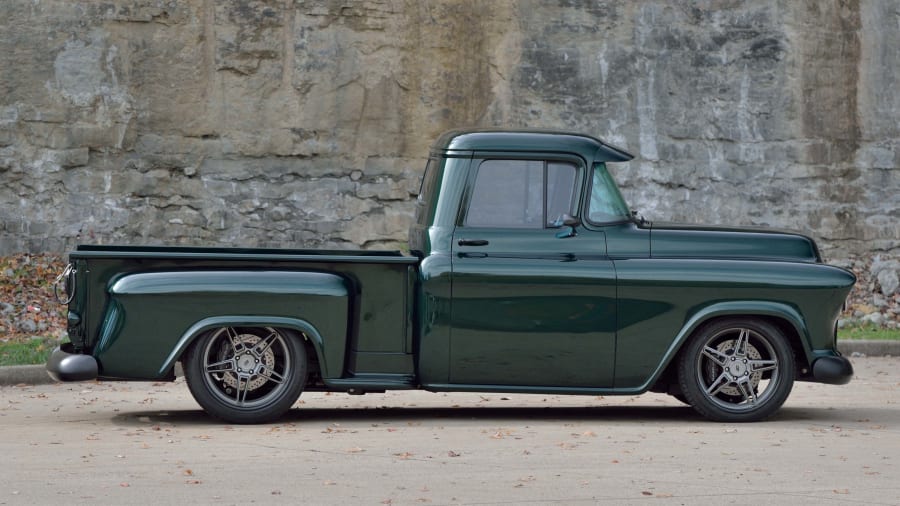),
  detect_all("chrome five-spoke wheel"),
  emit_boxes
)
[678,318,795,422]
[183,326,307,424]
